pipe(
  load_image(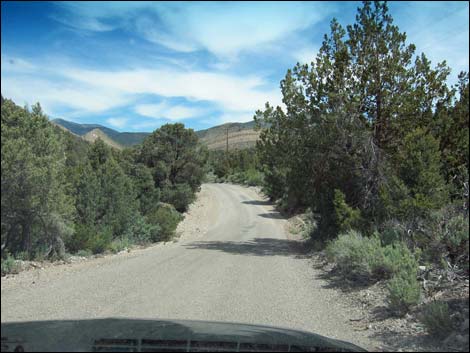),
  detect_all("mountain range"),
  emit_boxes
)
[51,118,260,150]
